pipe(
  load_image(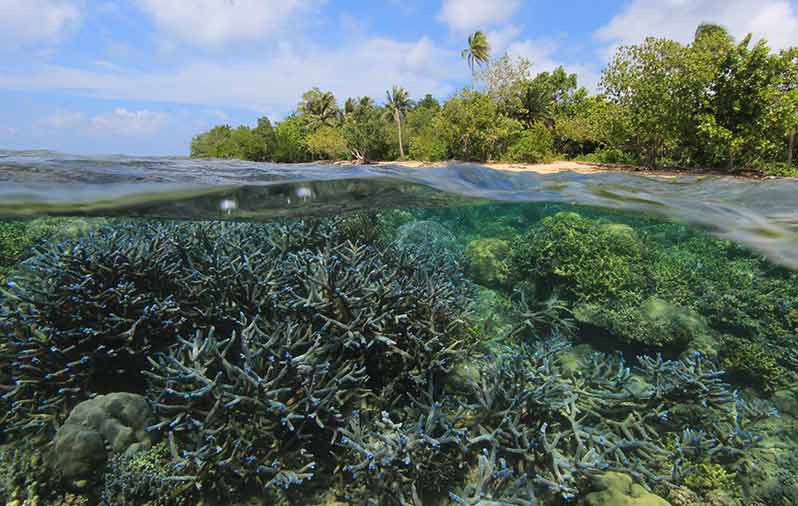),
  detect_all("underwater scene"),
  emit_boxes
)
[1,155,798,506]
